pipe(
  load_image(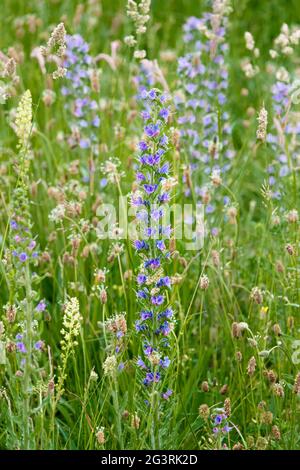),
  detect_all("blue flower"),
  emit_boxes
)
[144,124,160,138]
[137,273,147,284]
[19,252,27,262]
[16,342,27,353]
[151,295,164,306]
[157,276,171,288]
[144,184,158,194]
[214,414,224,425]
